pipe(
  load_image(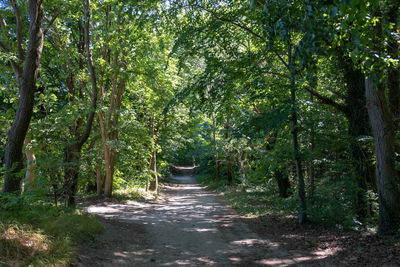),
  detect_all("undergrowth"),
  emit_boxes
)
[200,177,298,218]
[113,186,157,202]
[0,193,103,266]
[199,174,374,230]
